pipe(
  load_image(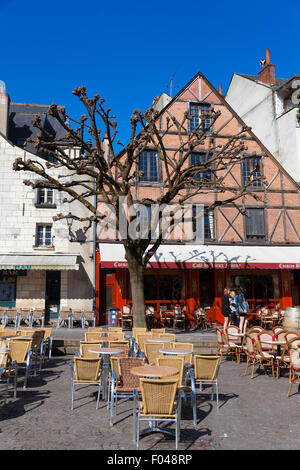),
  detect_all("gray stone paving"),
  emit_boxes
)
[1,343,300,451]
